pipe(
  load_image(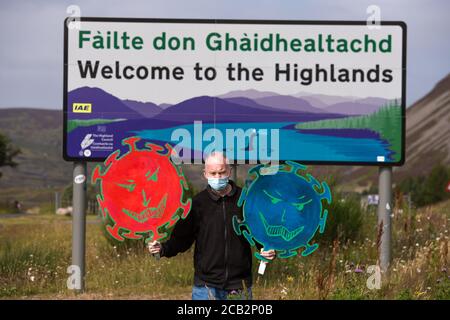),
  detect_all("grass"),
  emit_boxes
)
[0,198,449,300]
[295,103,403,162]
